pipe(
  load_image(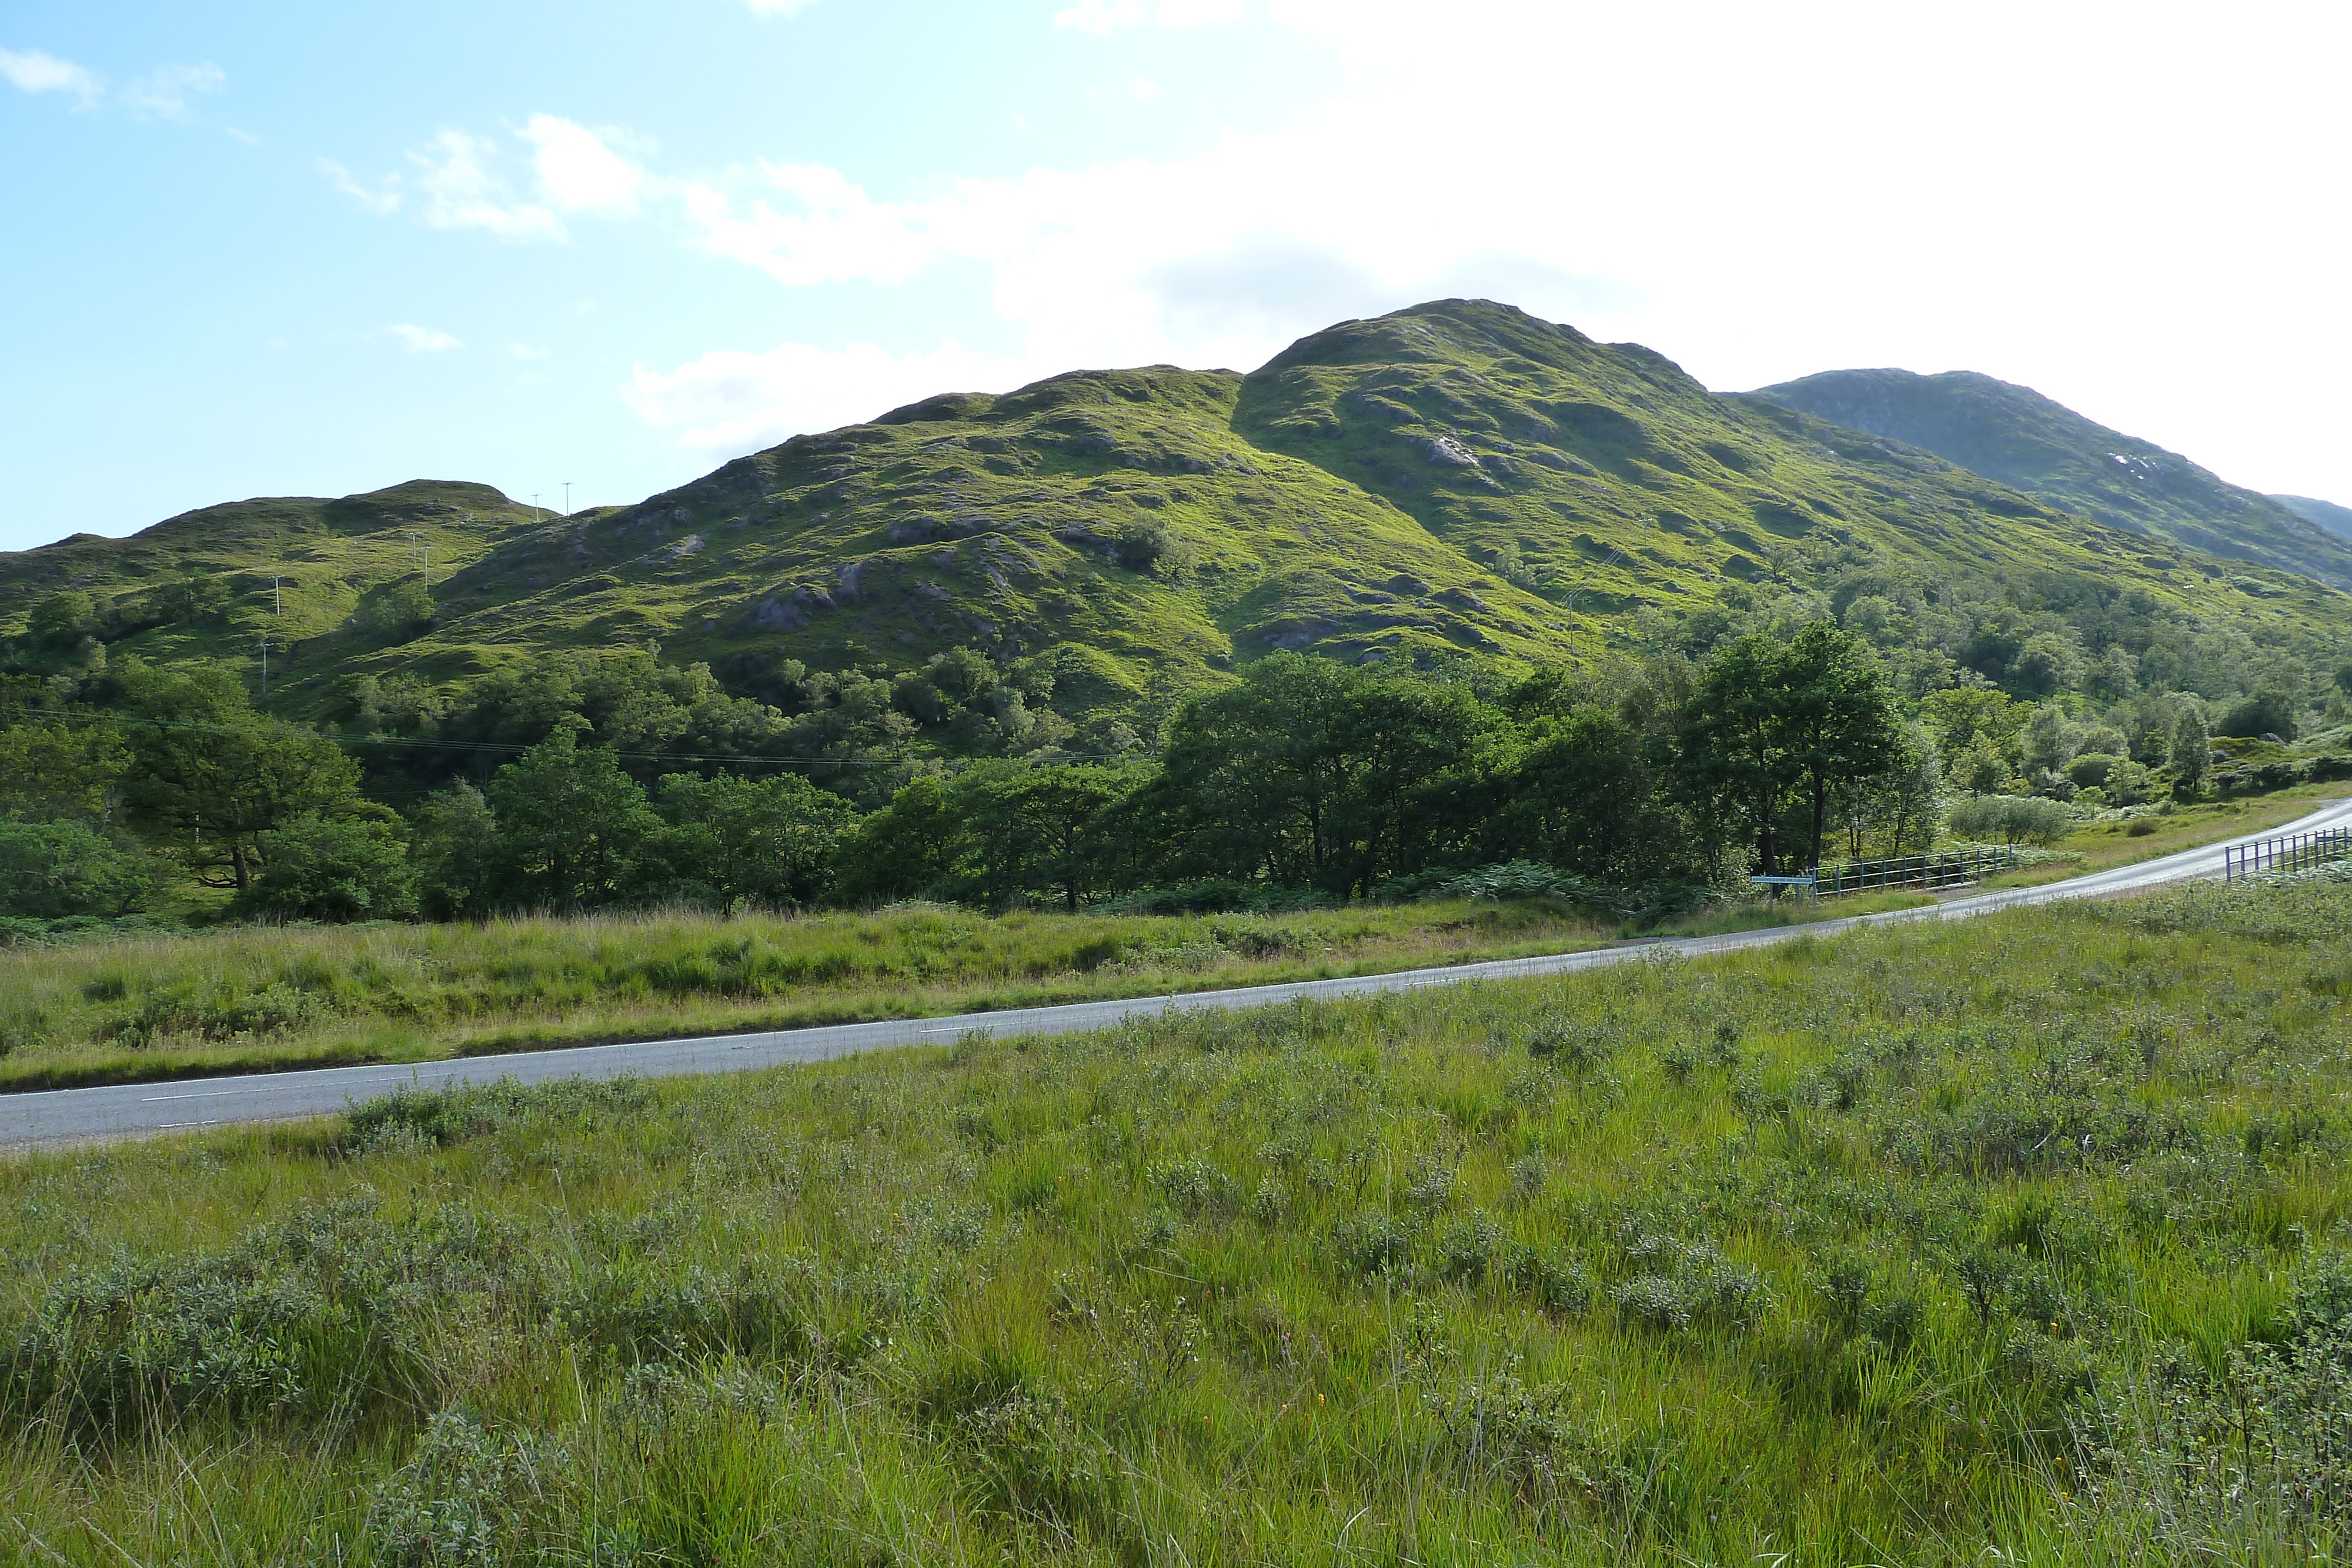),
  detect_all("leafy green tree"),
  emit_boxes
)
[2168,706,2211,793]
[2215,687,2299,741]
[409,783,502,919]
[481,723,662,910]
[831,774,963,906]
[353,578,433,638]
[1490,703,1688,882]
[940,761,1138,911]
[0,713,131,822]
[147,576,233,629]
[1677,626,1907,874]
[649,771,857,911]
[2101,757,2157,807]
[0,819,157,918]
[1832,724,1942,860]
[2018,706,2074,780]
[1675,634,1803,876]
[233,815,418,922]
[1776,624,1909,872]
[1148,654,1485,897]
[115,660,366,890]
[1919,686,2022,760]
[1949,735,2014,797]
[26,591,99,650]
